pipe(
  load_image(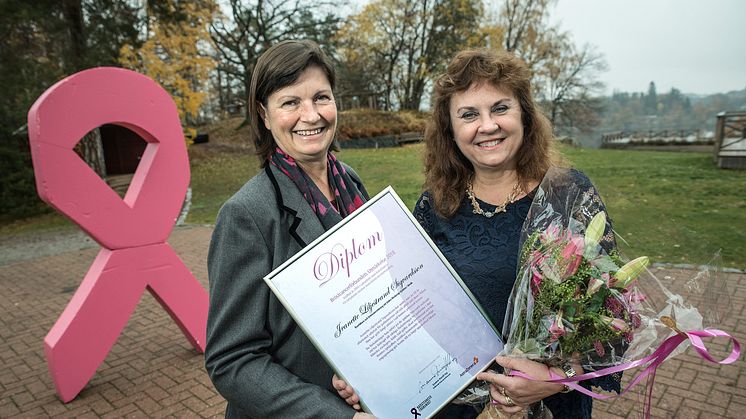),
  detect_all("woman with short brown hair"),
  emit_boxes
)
[206,40,372,419]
